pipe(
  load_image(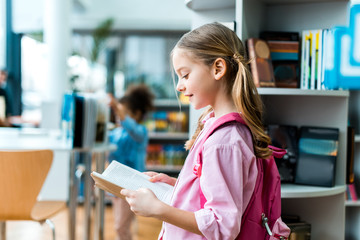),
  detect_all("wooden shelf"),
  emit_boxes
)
[281,184,346,198]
